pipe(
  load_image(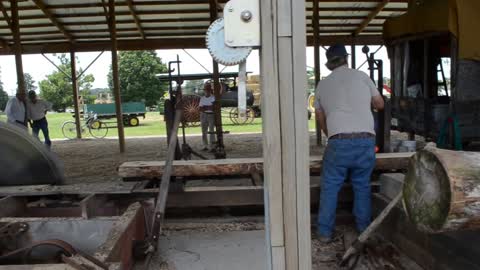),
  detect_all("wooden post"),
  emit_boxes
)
[403,147,480,233]
[70,51,82,139]
[261,0,311,269]
[351,44,356,69]
[109,0,126,153]
[312,0,321,146]
[209,0,225,156]
[10,0,25,96]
